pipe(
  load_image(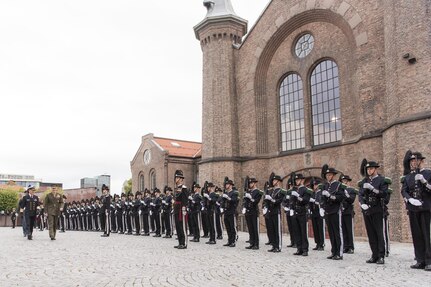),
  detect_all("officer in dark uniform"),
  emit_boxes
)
[141,191,151,236]
[222,178,239,247]
[189,184,202,242]
[100,184,112,237]
[265,174,286,253]
[340,175,357,254]
[242,177,252,245]
[162,187,173,238]
[320,166,346,260]
[215,186,224,240]
[290,173,311,256]
[244,177,263,250]
[358,159,391,264]
[200,184,210,239]
[205,183,218,245]
[133,192,142,235]
[20,185,40,240]
[173,170,188,249]
[401,151,431,271]
[283,178,296,248]
[152,188,162,237]
[60,195,67,232]
[263,177,274,247]
[309,178,325,251]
